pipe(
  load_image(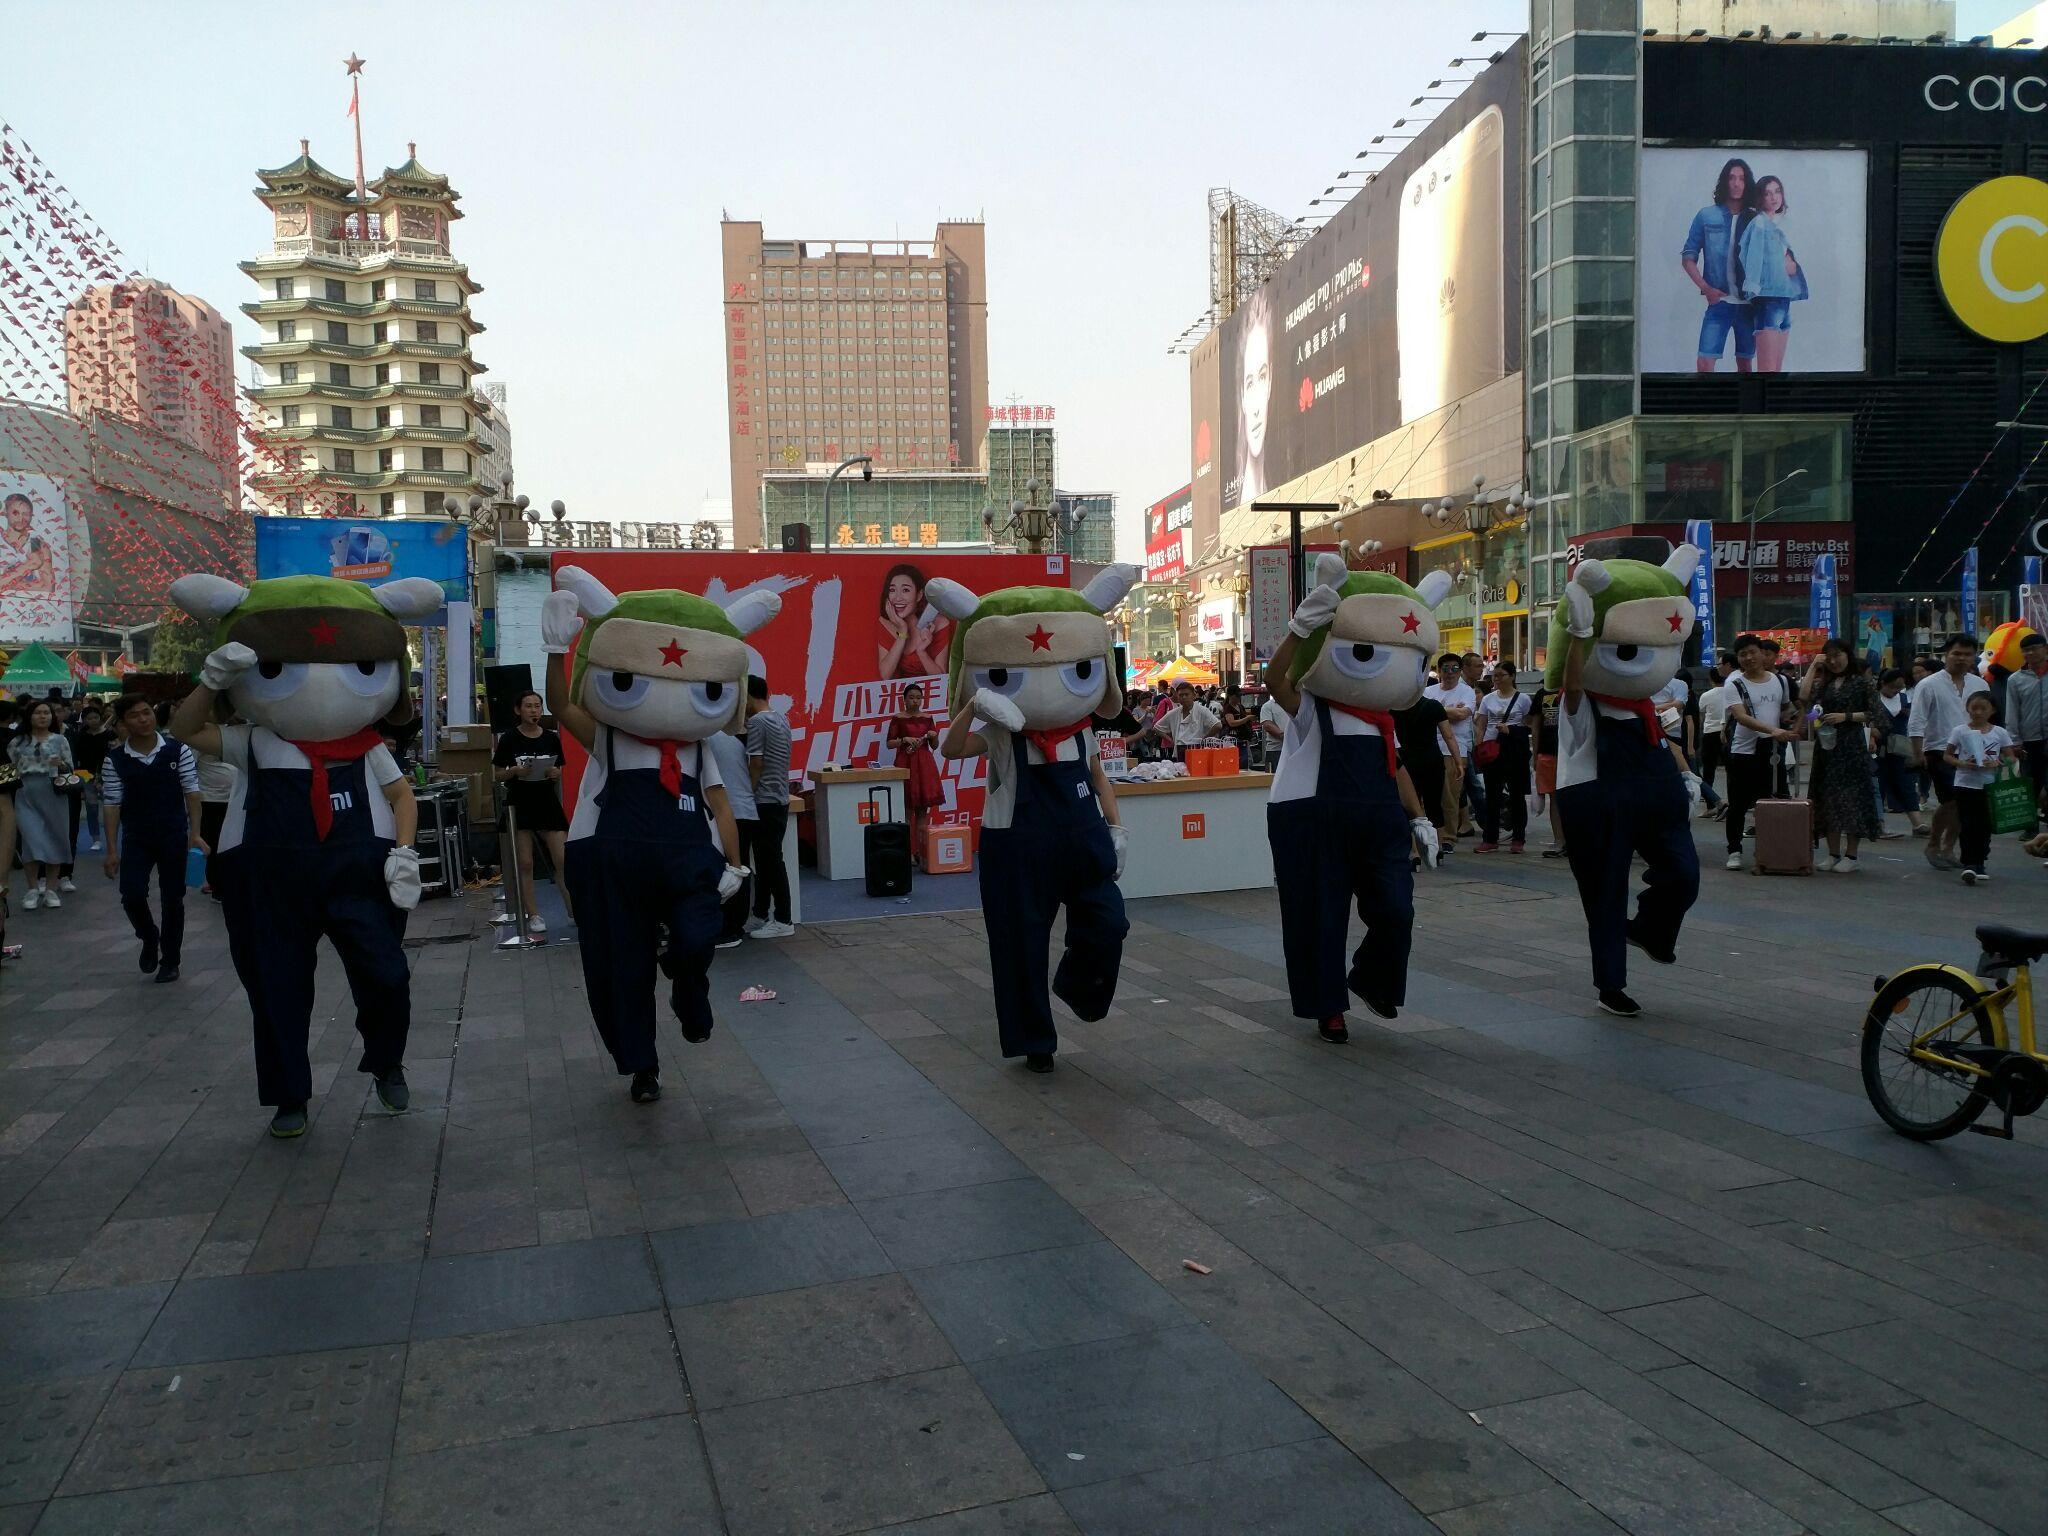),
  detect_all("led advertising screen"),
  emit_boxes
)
[1208,43,1523,516]
[1638,147,1868,375]
[1144,485,1192,584]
